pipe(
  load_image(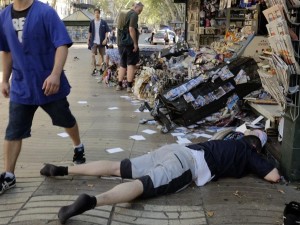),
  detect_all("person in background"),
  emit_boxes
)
[40,130,280,224]
[0,0,86,195]
[110,27,117,44]
[164,30,170,46]
[115,1,144,93]
[87,8,110,75]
